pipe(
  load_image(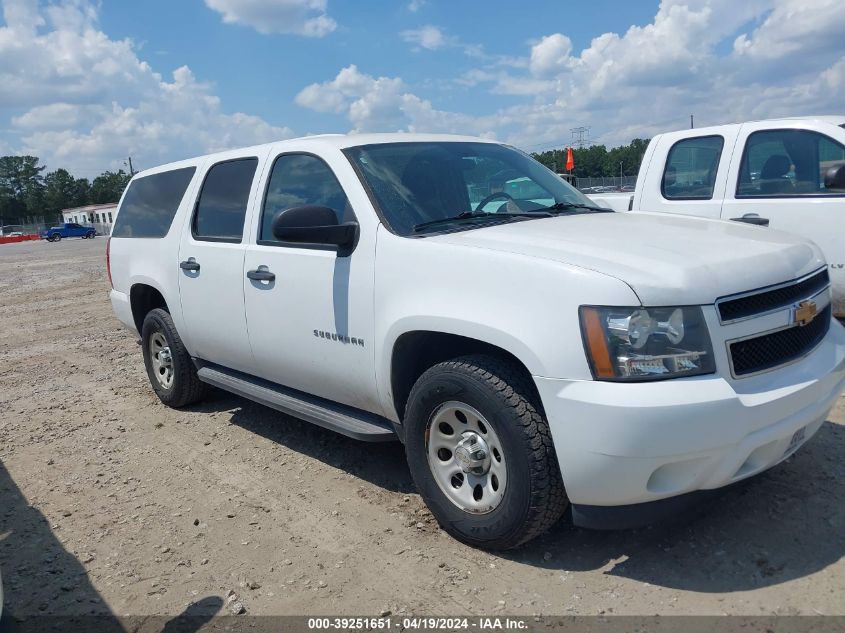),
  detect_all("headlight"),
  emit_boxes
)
[580,305,715,381]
